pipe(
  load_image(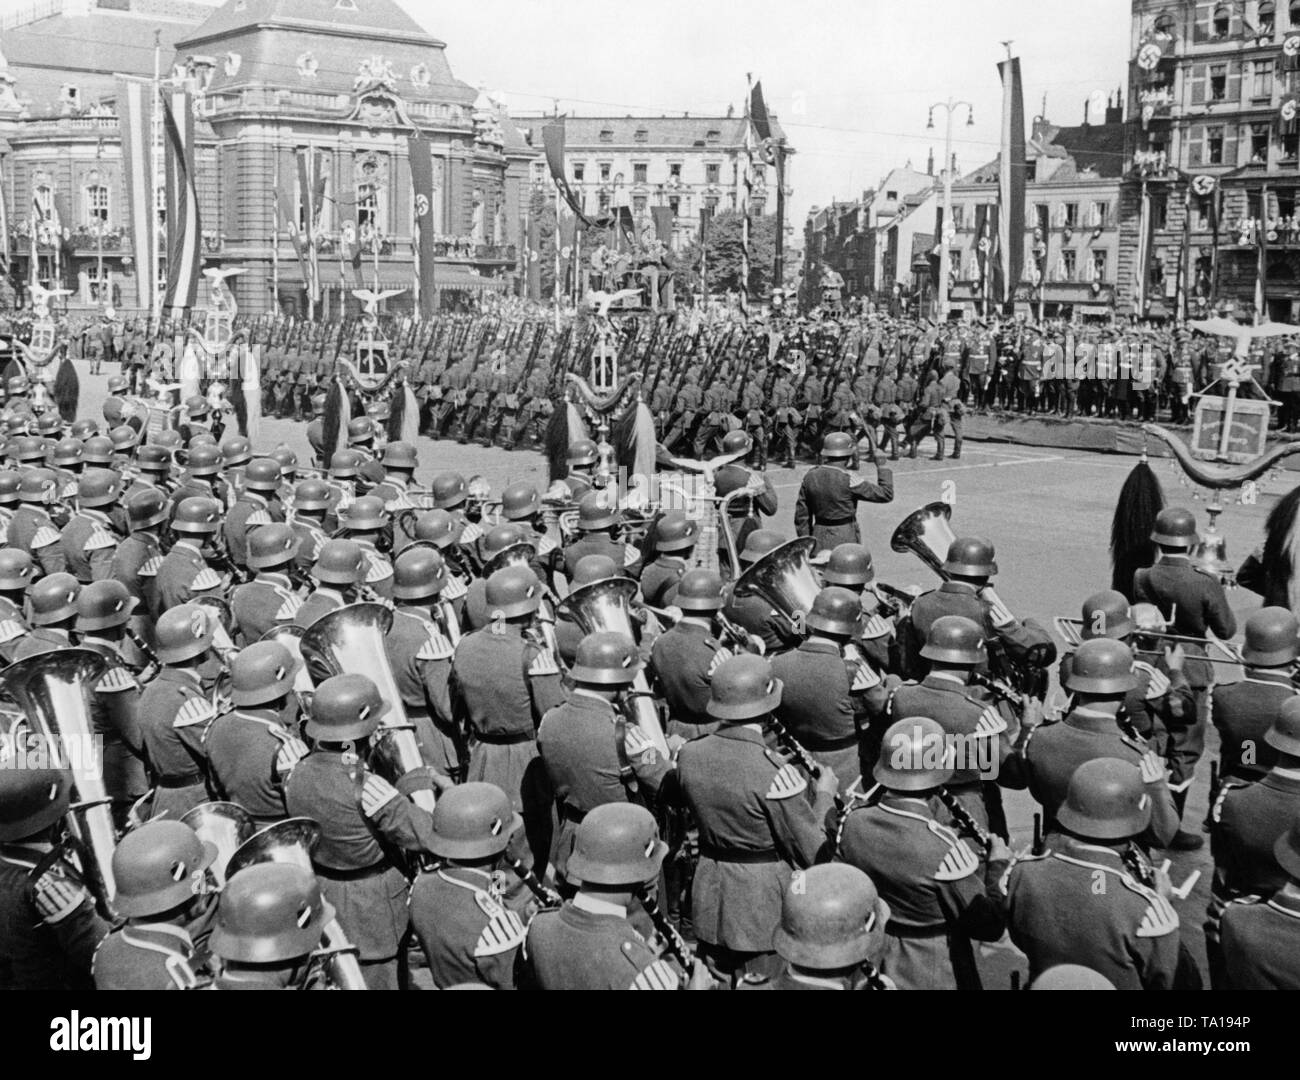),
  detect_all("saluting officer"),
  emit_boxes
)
[1007,758,1187,990]
[284,674,443,990]
[676,653,839,984]
[1219,811,1300,989]
[793,431,894,553]
[408,782,530,990]
[836,717,1011,990]
[92,821,215,991]
[230,523,304,645]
